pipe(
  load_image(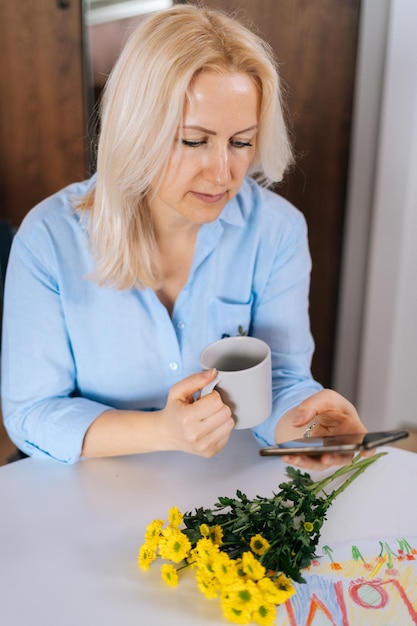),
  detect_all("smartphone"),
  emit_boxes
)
[259,429,409,457]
